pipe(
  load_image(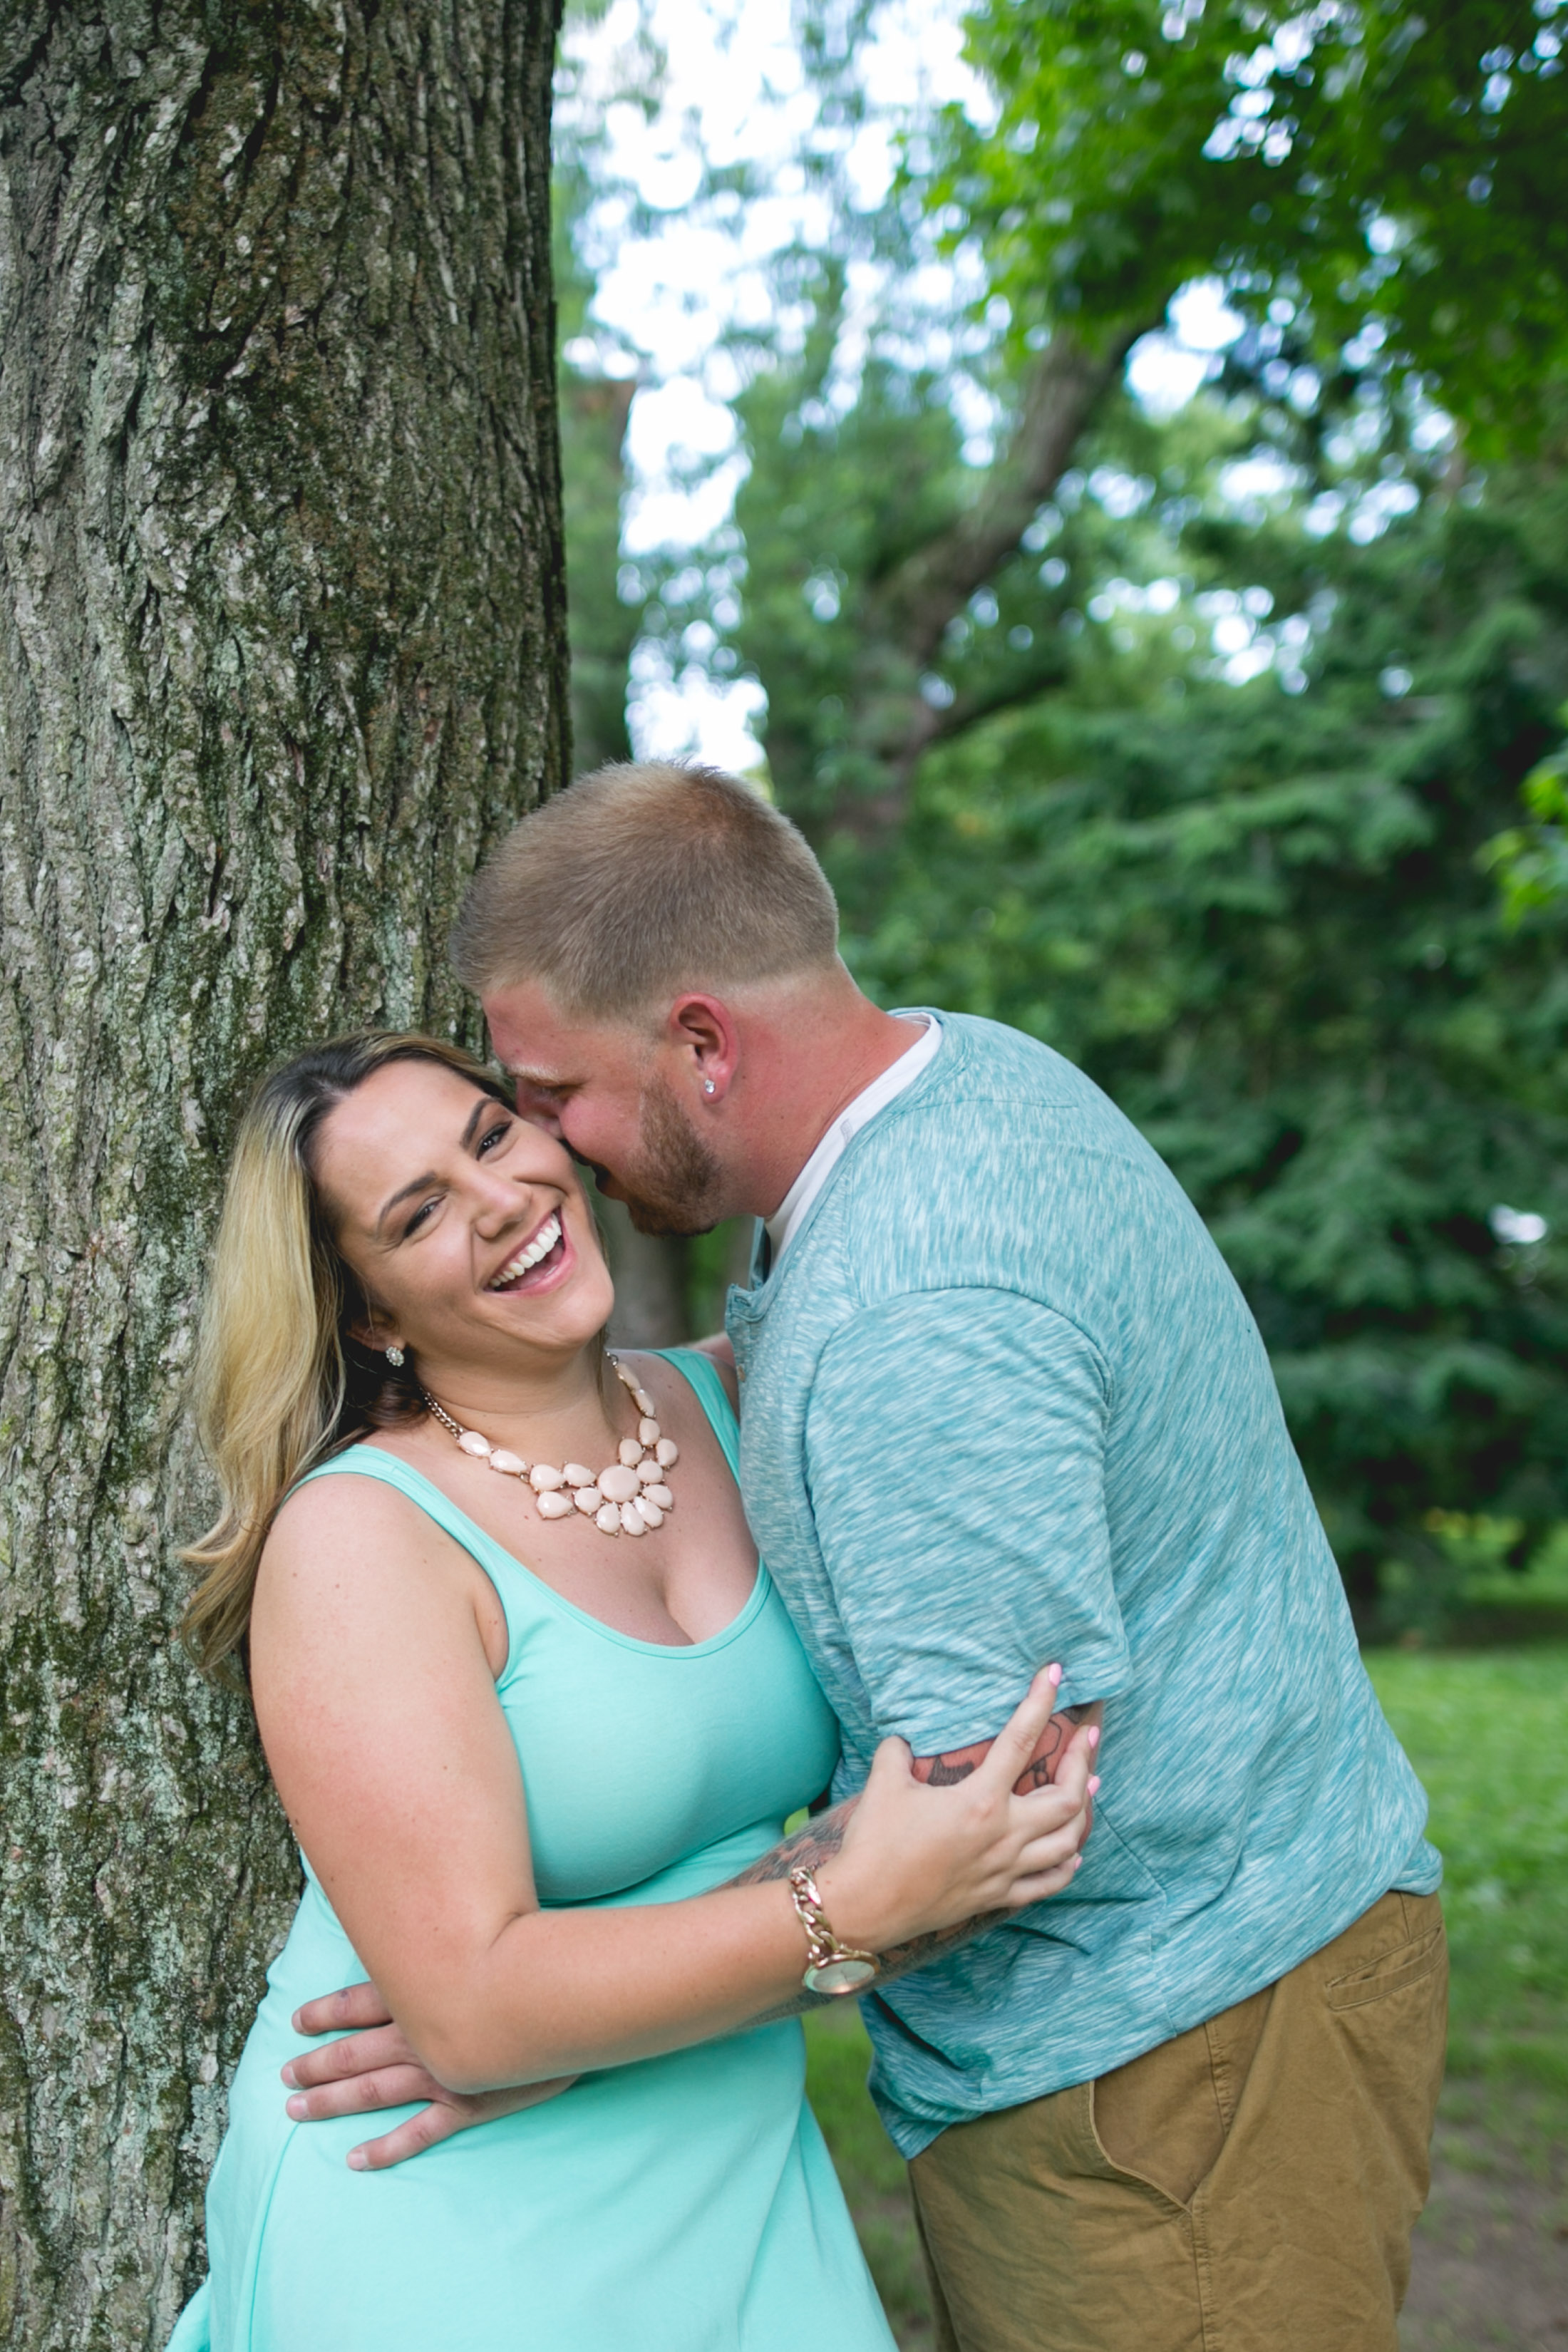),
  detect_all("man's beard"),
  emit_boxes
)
[603,1073,727,1237]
